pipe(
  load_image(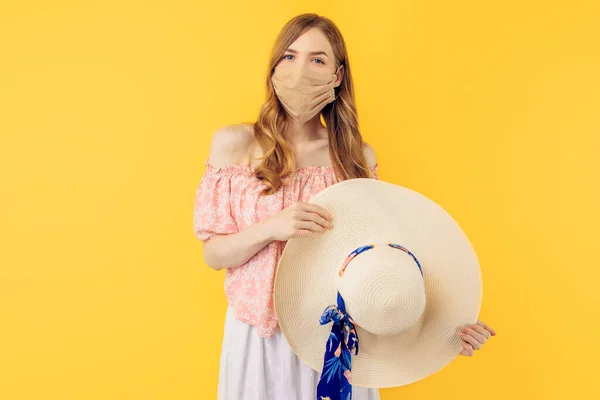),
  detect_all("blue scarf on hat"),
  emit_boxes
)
[316,243,423,400]
[316,292,358,400]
